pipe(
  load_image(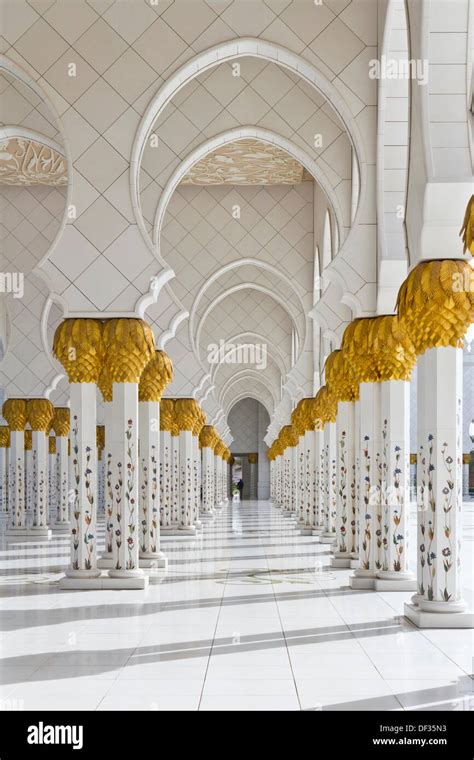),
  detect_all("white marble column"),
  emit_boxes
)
[107,382,144,583]
[175,398,201,536]
[248,453,258,499]
[200,426,216,518]
[405,346,472,627]
[171,428,180,524]
[313,428,325,535]
[295,435,305,526]
[3,400,27,533]
[352,398,360,564]
[96,425,105,516]
[301,428,315,534]
[320,421,337,544]
[332,401,356,566]
[0,426,9,513]
[375,380,415,591]
[53,408,70,532]
[27,399,54,535]
[350,381,382,589]
[25,431,33,519]
[48,436,57,525]
[192,432,203,532]
[66,382,101,582]
[274,453,282,507]
[138,399,166,568]
[160,426,173,531]
[99,398,114,567]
